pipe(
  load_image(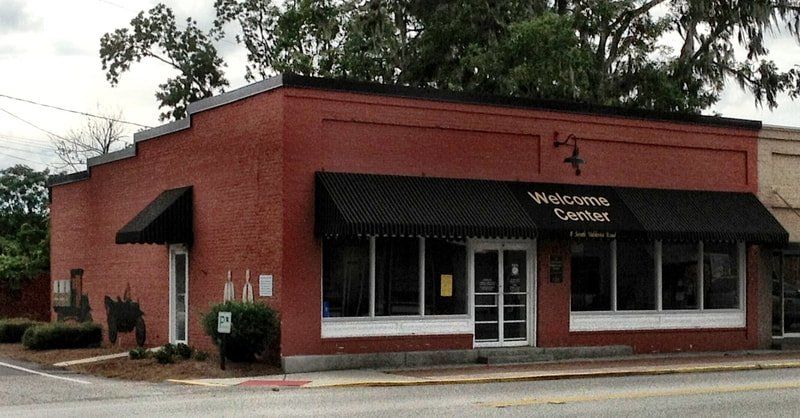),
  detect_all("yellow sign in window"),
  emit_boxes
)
[440,274,453,297]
